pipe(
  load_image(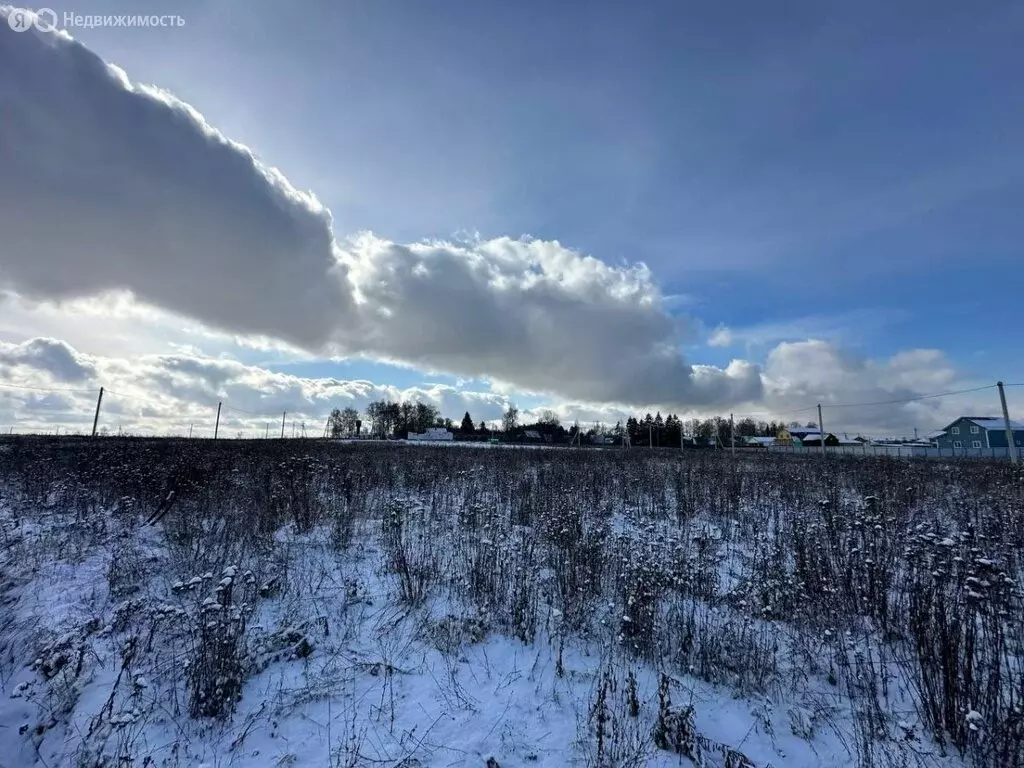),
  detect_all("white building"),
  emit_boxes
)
[406,427,454,442]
